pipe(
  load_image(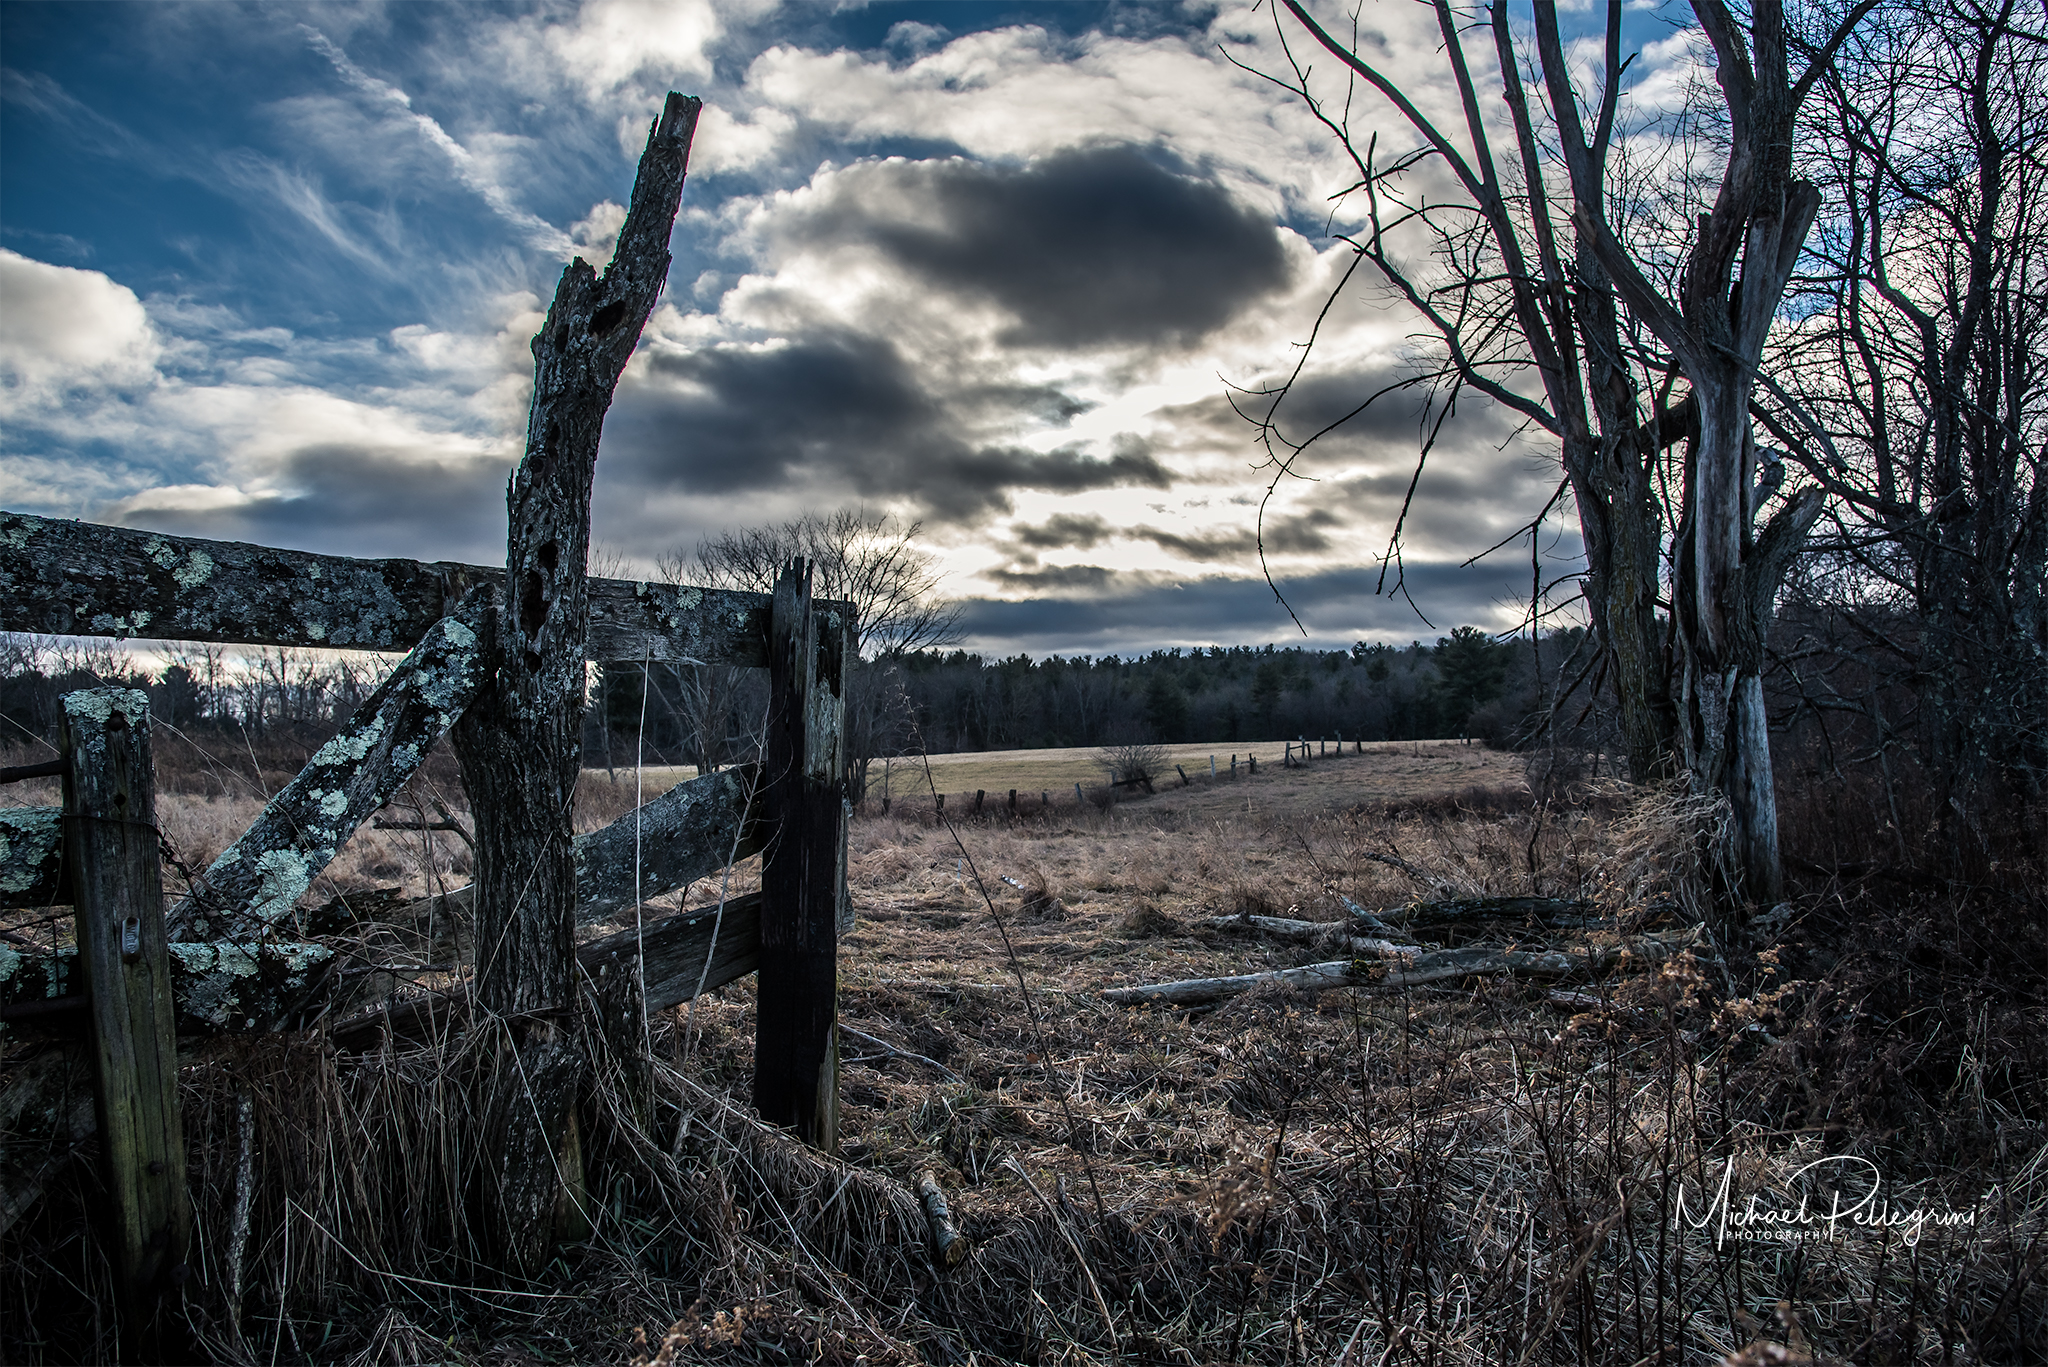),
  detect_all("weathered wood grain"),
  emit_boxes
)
[754,561,848,1149]
[172,591,495,940]
[454,90,701,1276]
[0,509,773,665]
[328,893,761,1052]
[61,688,191,1353]
[575,763,761,923]
[0,805,65,907]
